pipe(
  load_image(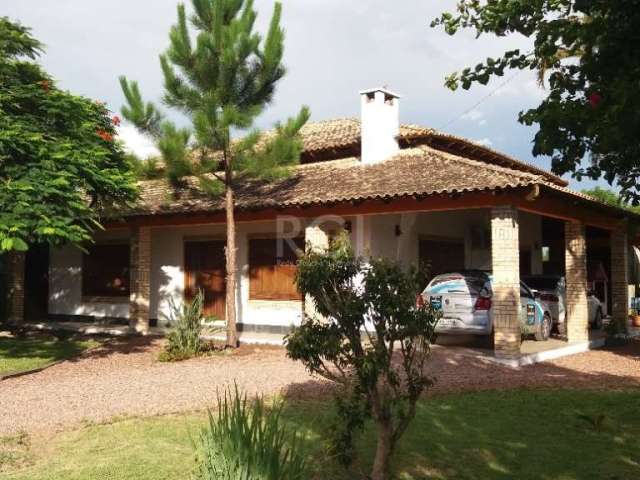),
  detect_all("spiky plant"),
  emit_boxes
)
[197,386,308,480]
